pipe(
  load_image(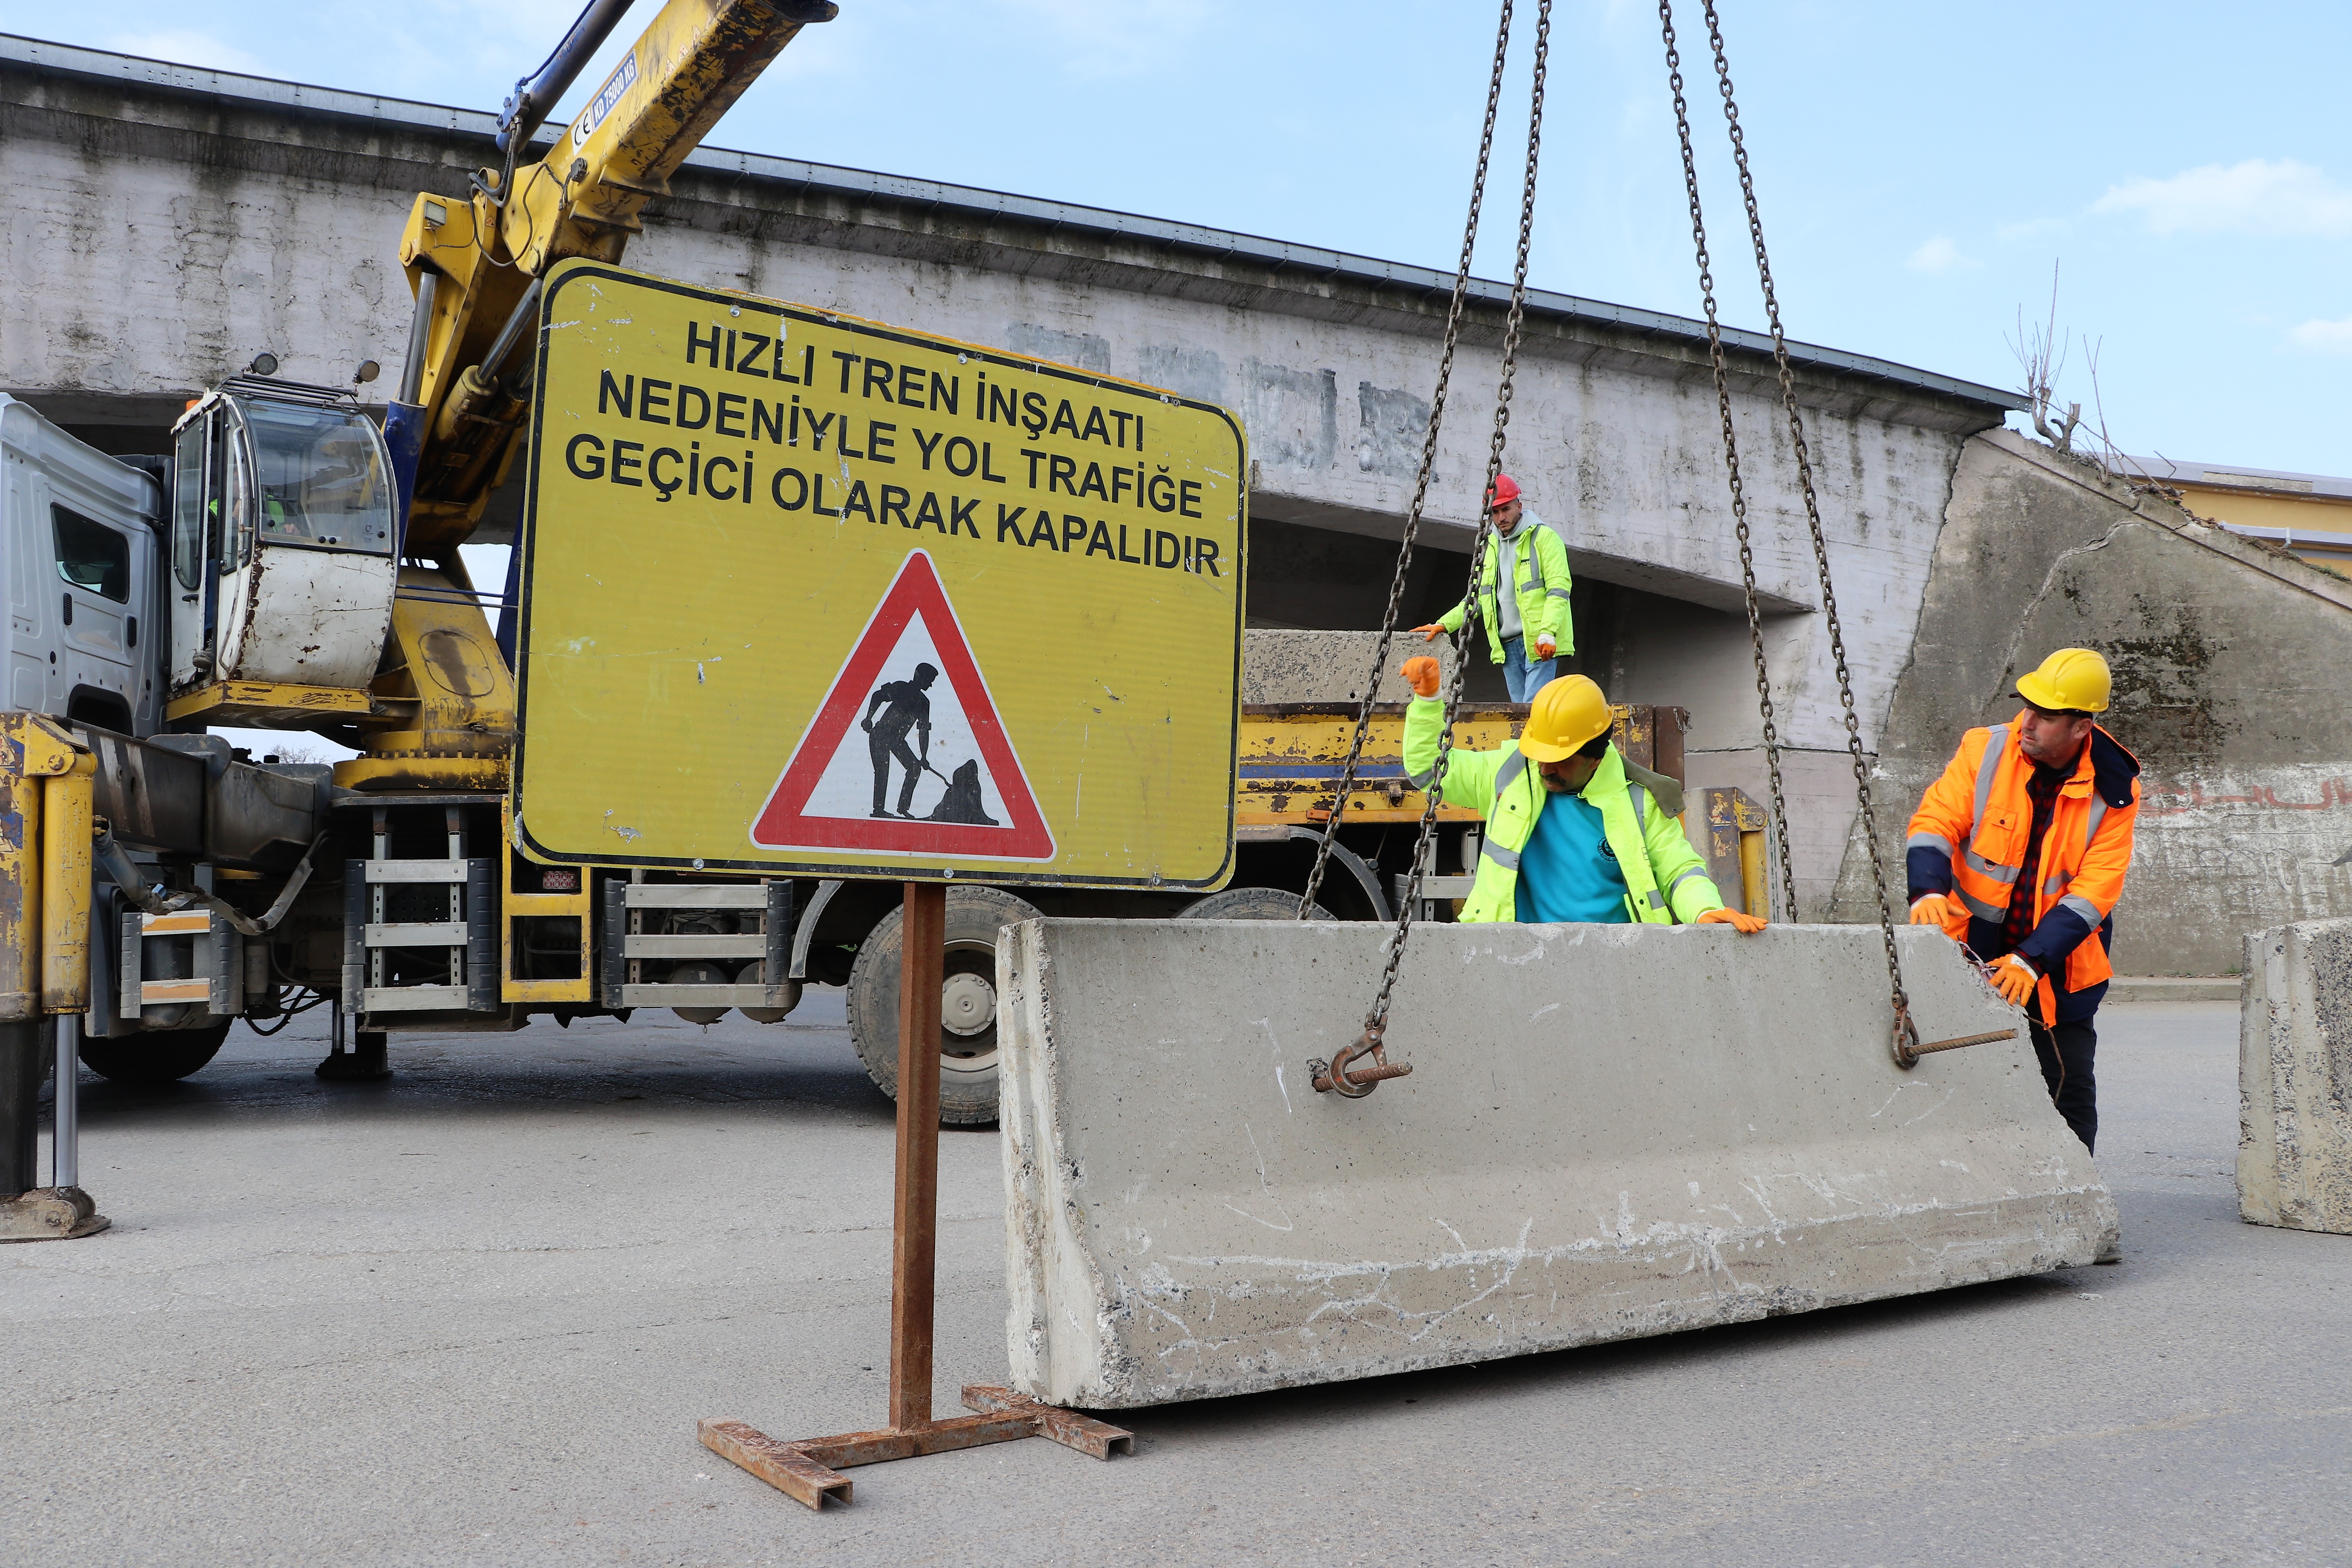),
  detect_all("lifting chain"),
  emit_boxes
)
[1314,0,1553,1098]
[1657,3,1794,927]
[1299,0,1519,925]
[1658,0,1919,1063]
